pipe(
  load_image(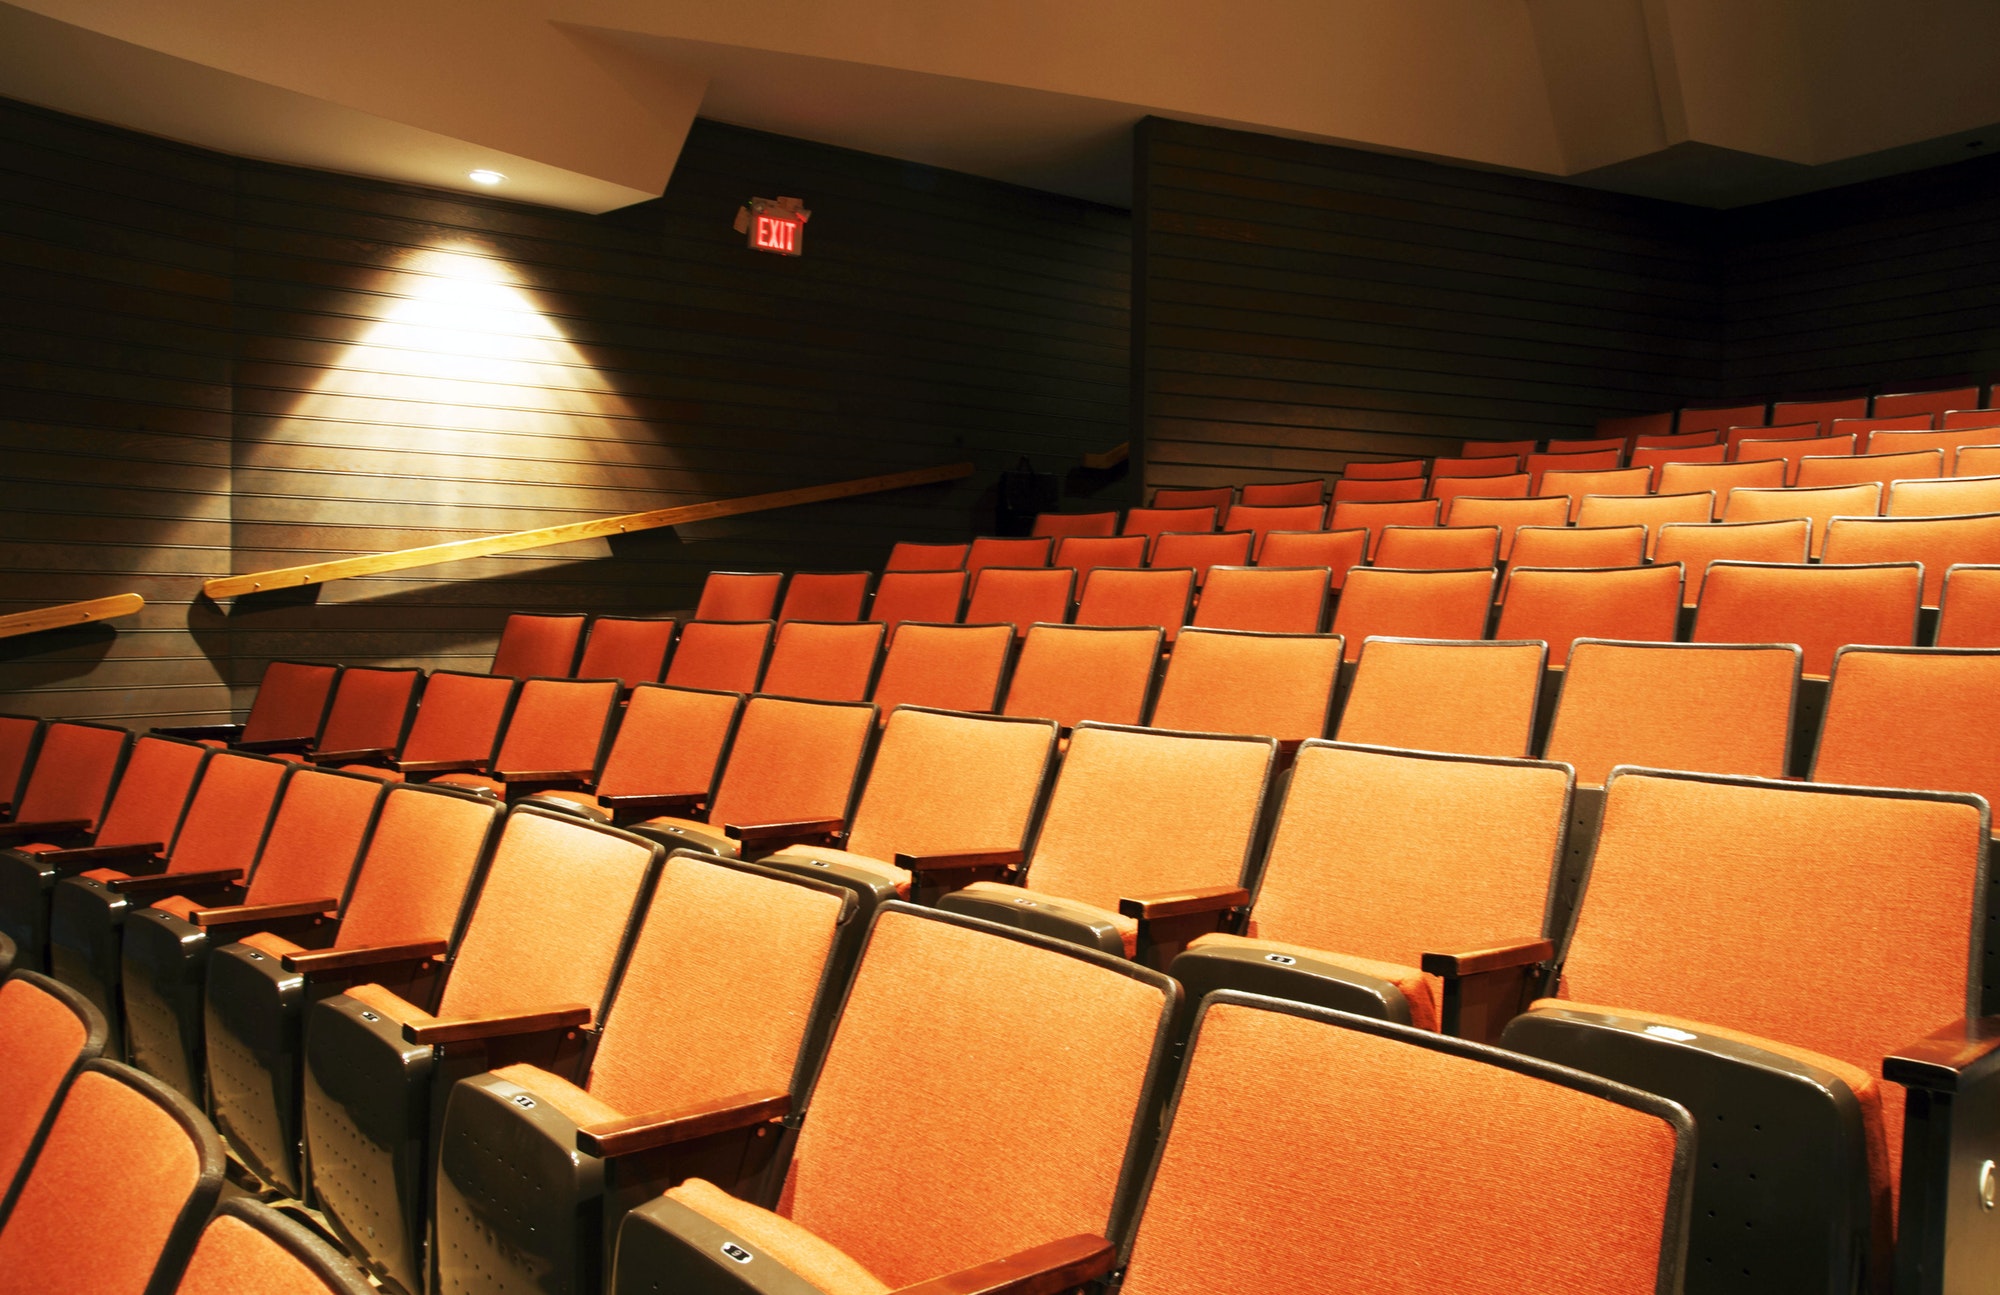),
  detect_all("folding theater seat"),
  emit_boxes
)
[1222,502,1328,555]
[529,684,742,827]
[760,707,1058,906]
[574,615,677,688]
[0,731,195,974]
[1121,505,1217,552]
[1937,564,2000,647]
[1073,566,1194,641]
[0,714,38,822]
[119,766,387,1102]
[1330,475,1426,502]
[962,565,1073,638]
[1598,408,1674,439]
[1725,421,1817,458]
[1631,438,1727,488]
[757,620,884,702]
[1942,408,2000,429]
[1127,992,1701,1295]
[694,571,784,622]
[1575,490,1714,556]
[868,622,1013,719]
[1658,456,1785,517]
[162,659,342,754]
[1654,517,1811,608]
[866,570,966,642]
[1868,425,2000,472]
[1540,465,1650,521]
[1738,431,1856,485]
[1330,567,1496,663]
[1148,529,1251,587]
[1169,741,1570,1042]
[1636,428,1720,447]
[301,665,423,767]
[0,1059,223,1295]
[1696,559,1922,686]
[1052,533,1147,591]
[204,783,503,1198]
[1679,402,1768,437]
[1147,628,1343,748]
[1255,528,1367,591]
[623,696,876,861]
[429,676,620,800]
[608,903,1175,1295]
[1874,385,1980,420]
[1888,474,2000,517]
[1371,524,1500,570]
[883,541,966,572]
[1431,453,1524,477]
[1958,444,2000,476]
[487,613,585,680]
[964,535,1052,580]
[1501,770,1993,1295]
[1461,437,1538,458]
[776,572,871,623]
[1494,565,1683,668]
[356,669,517,782]
[173,1199,374,1295]
[1504,524,1647,579]
[1238,477,1325,505]
[1837,414,1937,447]
[0,720,131,852]
[1545,434,1630,457]
[0,970,106,1200]
[1726,482,1883,558]
[1772,395,1869,435]
[940,722,1275,968]
[302,806,665,1294]
[1823,512,2000,616]
[1031,510,1119,539]
[1526,447,1620,492]
[1333,638,1545,759]
[1002,624,1162,730]
[1428,472,1530,516]
[1797,447,1944,494]
[1443,493,1567,559]
[1330,498,1440,558]
[1189,565,1327,633]
[1151,485,1234,510]
[435,850,877,1295]
[1342,458,1427,479]
[662,619,773,693]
